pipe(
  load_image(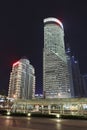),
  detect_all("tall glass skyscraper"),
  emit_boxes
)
[66,47,74,97]
[43,17,71,98]
[8,57,35,99]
